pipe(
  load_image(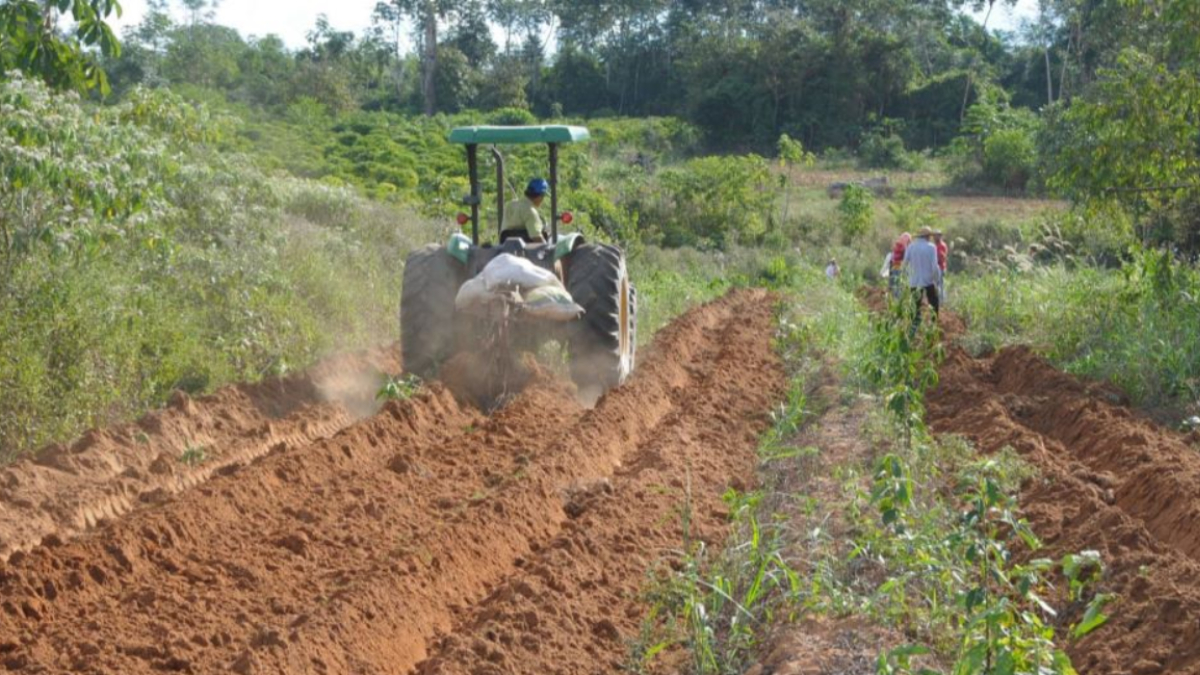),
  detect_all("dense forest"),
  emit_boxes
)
[98,0,1160,151]
[95,0,1200,245]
